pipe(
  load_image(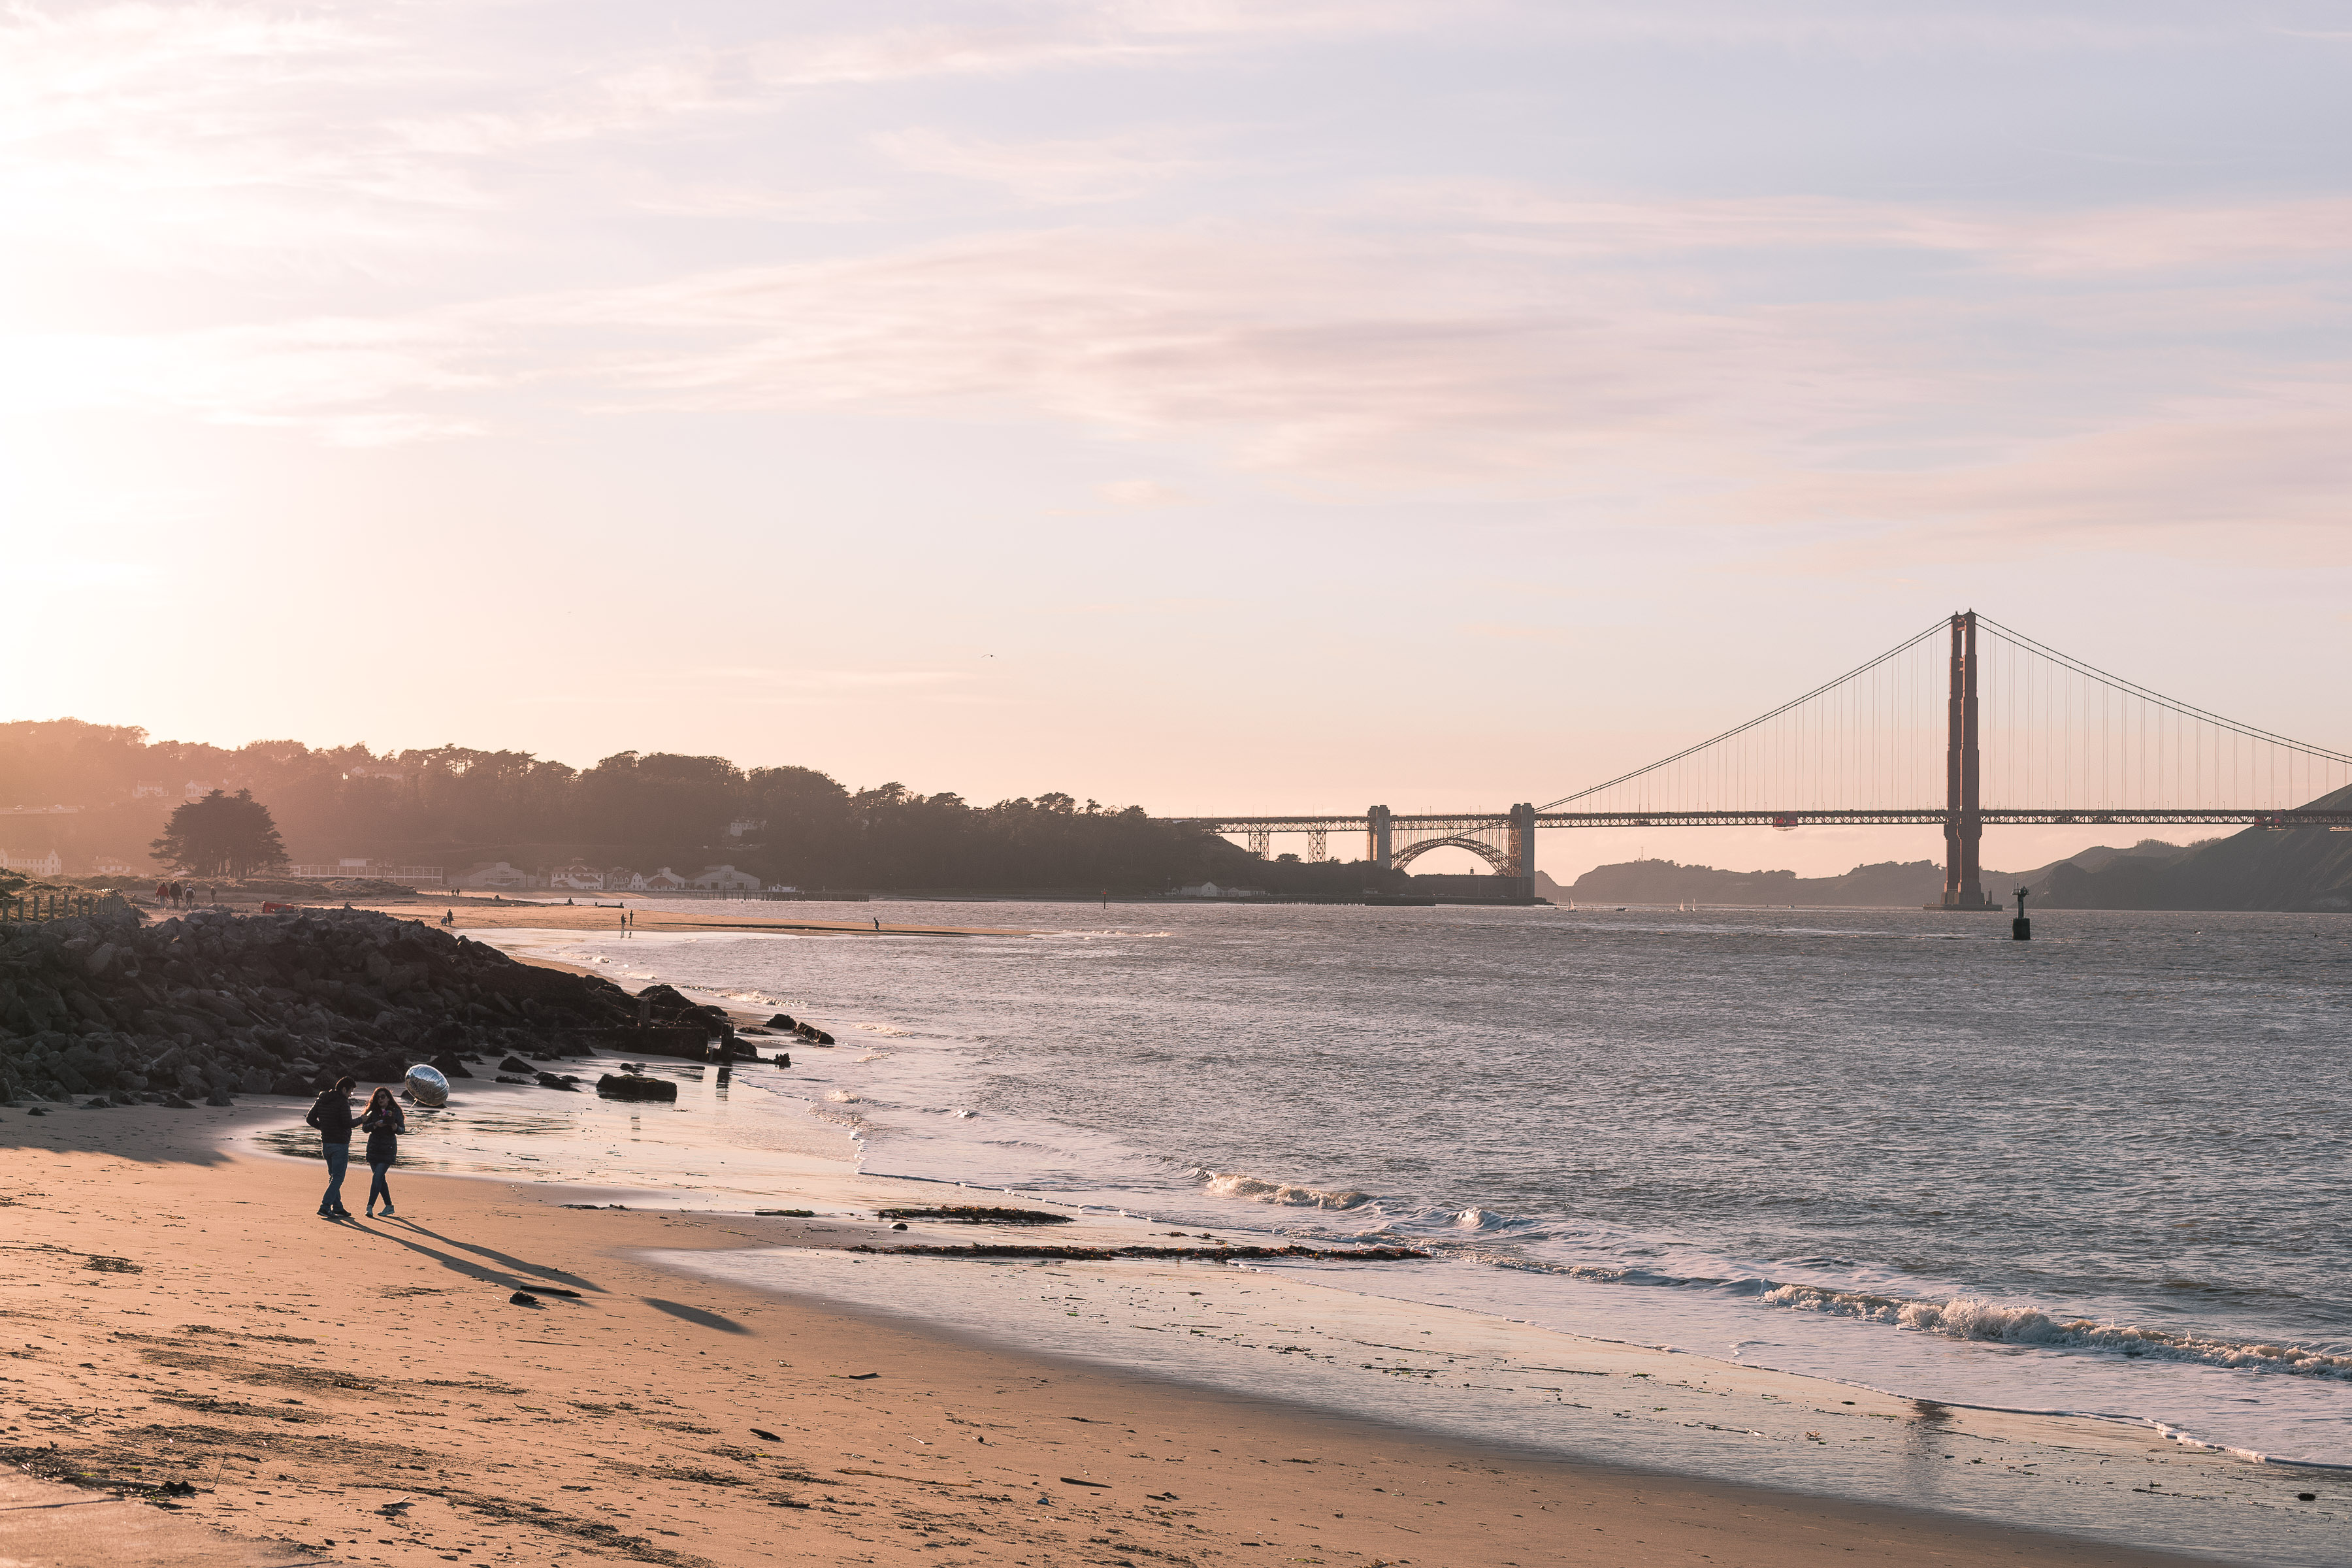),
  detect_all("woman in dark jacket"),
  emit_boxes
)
[359,1087,407,1218]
